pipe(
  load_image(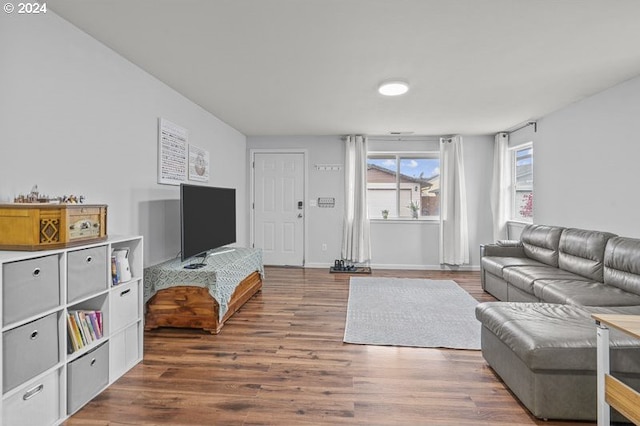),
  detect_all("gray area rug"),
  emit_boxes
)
[343,277,481,350]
